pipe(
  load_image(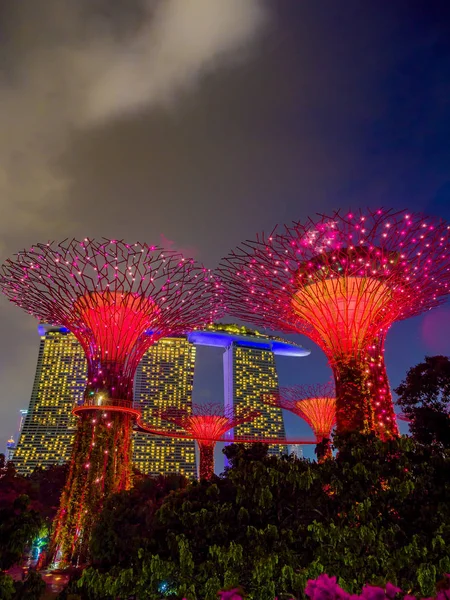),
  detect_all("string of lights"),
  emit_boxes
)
[264,382,336,460]
[1,238,224,565]
[219,209,450,437]
[140,403,260,480]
